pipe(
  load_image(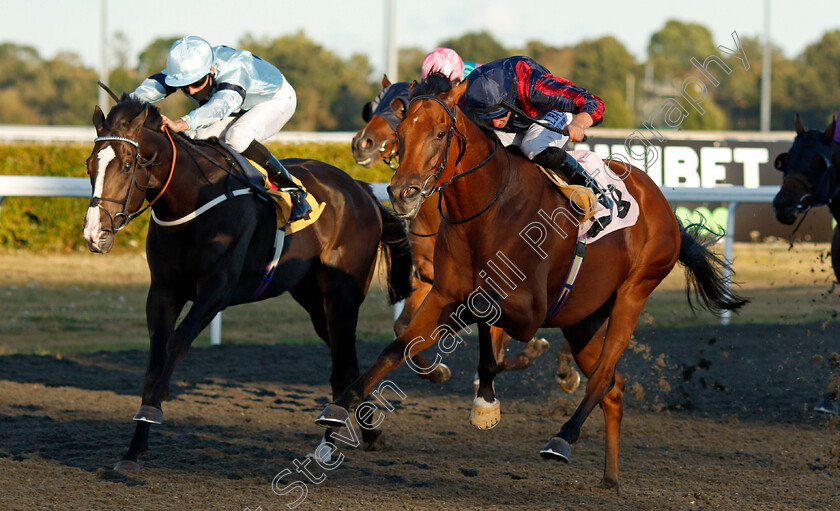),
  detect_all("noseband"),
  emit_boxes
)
[776,137,836,215]
[781,173,816,214]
